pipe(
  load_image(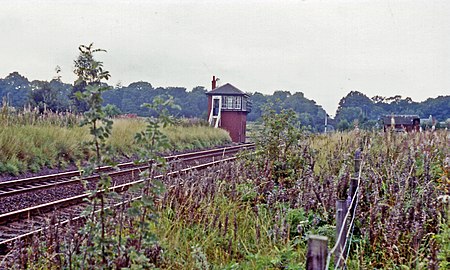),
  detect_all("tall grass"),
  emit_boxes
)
[0,104,82,127]
[108,118,231,154]
[0,115,231,175]
[0,124,89,174]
